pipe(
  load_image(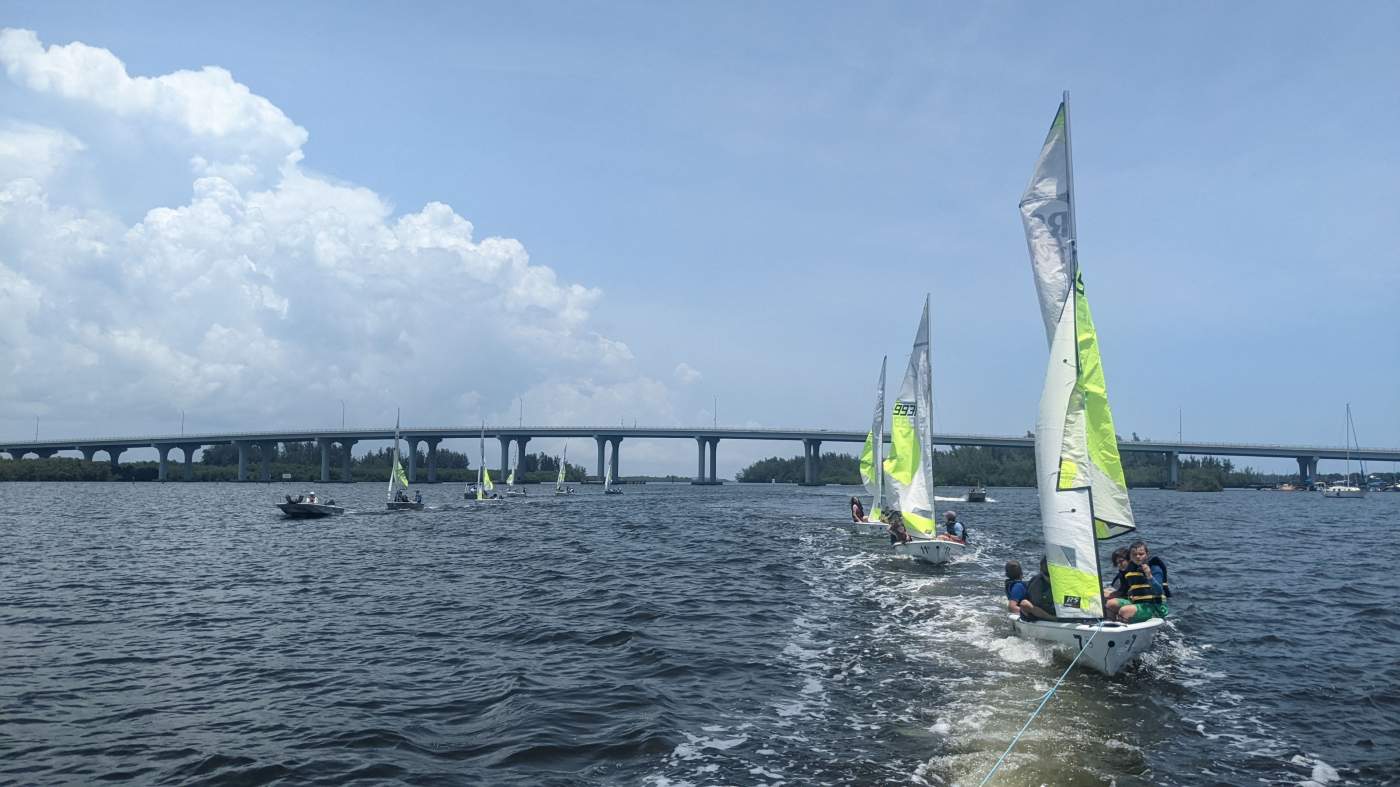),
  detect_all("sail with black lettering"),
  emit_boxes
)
[1020,93,1135,620]
[882,297,937,538]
